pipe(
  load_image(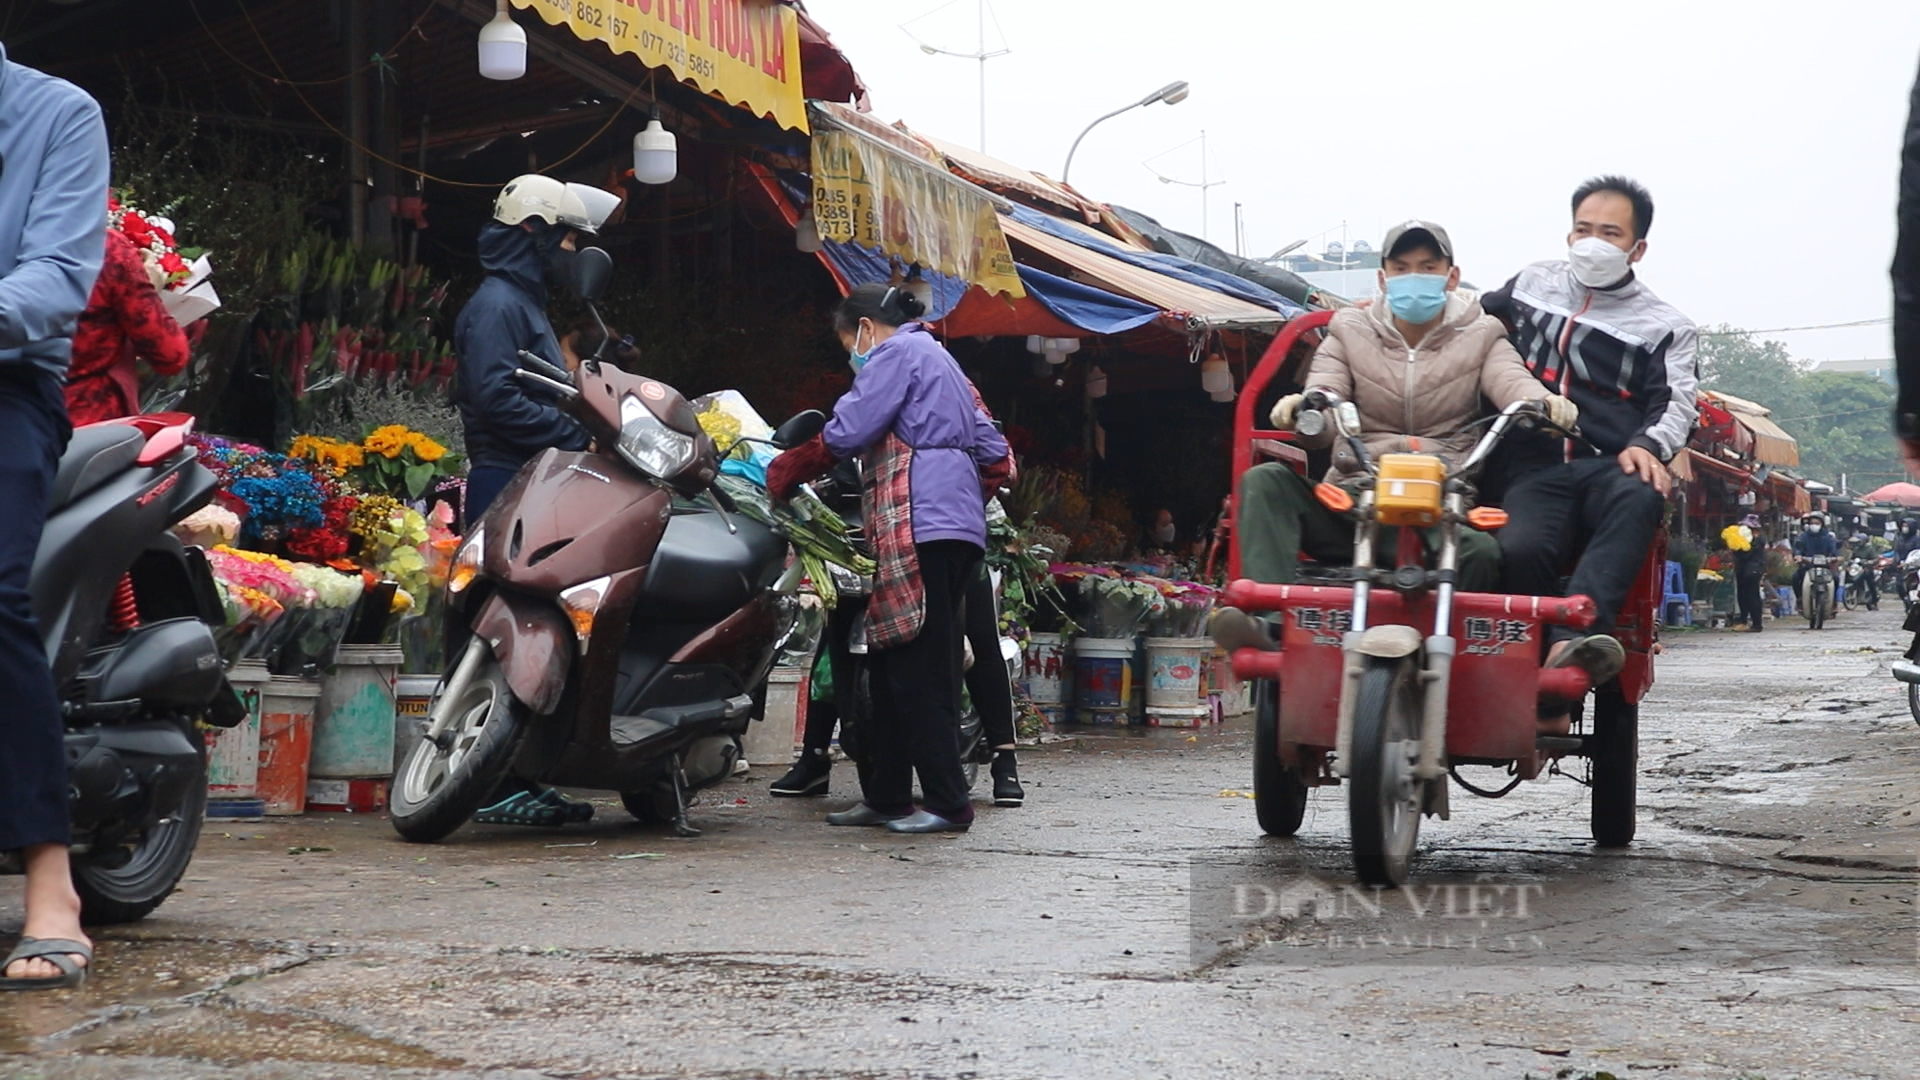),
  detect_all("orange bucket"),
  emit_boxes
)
[257,676,321,816]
